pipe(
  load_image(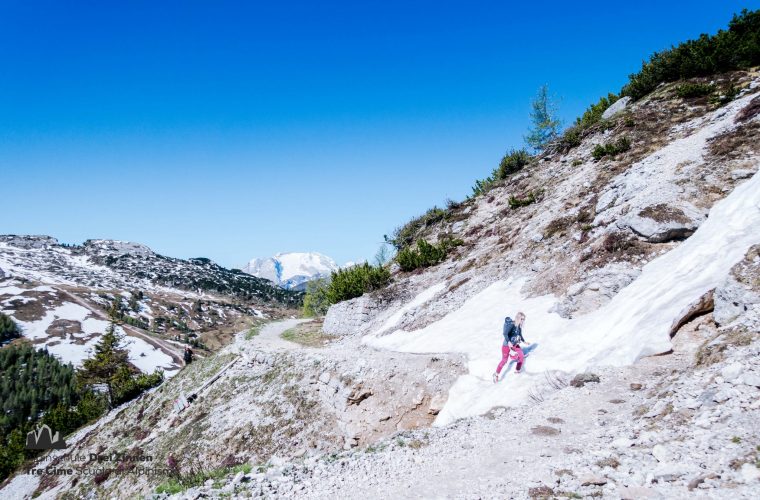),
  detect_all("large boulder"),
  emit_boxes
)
[602,96,631,119]
[619,203,705,243]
